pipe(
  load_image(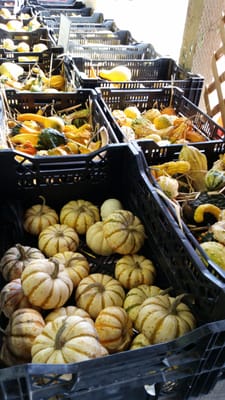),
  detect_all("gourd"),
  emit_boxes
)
[103,209,146,255]
[86,221,114,256]
[130,333,151,350]
[0,278,34,318]
[21,257,73,309]
[210,221,225,245]
[17,113,65,132]
[60,199,100,235]
[115,254,156,289]
[200,241,225,271]
[99,66,132,82]
[38,223,79,257]
[31,315,108,364]
[0,243,45,281]
[95,306,133,353]
[178,145,208,192]
[36,128,68,150]
[75,273,126,319]
[157,175,179,199]
[134,294,196,344]
[100,198,123,220]
[123,284,163,322]
[205,168,225,191]
[23,195,59,235]
[45,305,93,325]
[52,251,90,287]
[2,308,45,363]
